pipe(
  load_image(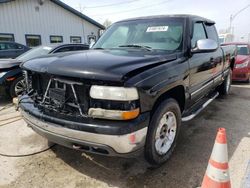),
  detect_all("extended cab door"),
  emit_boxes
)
[204,24,224,86]
[189,22,215,101]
